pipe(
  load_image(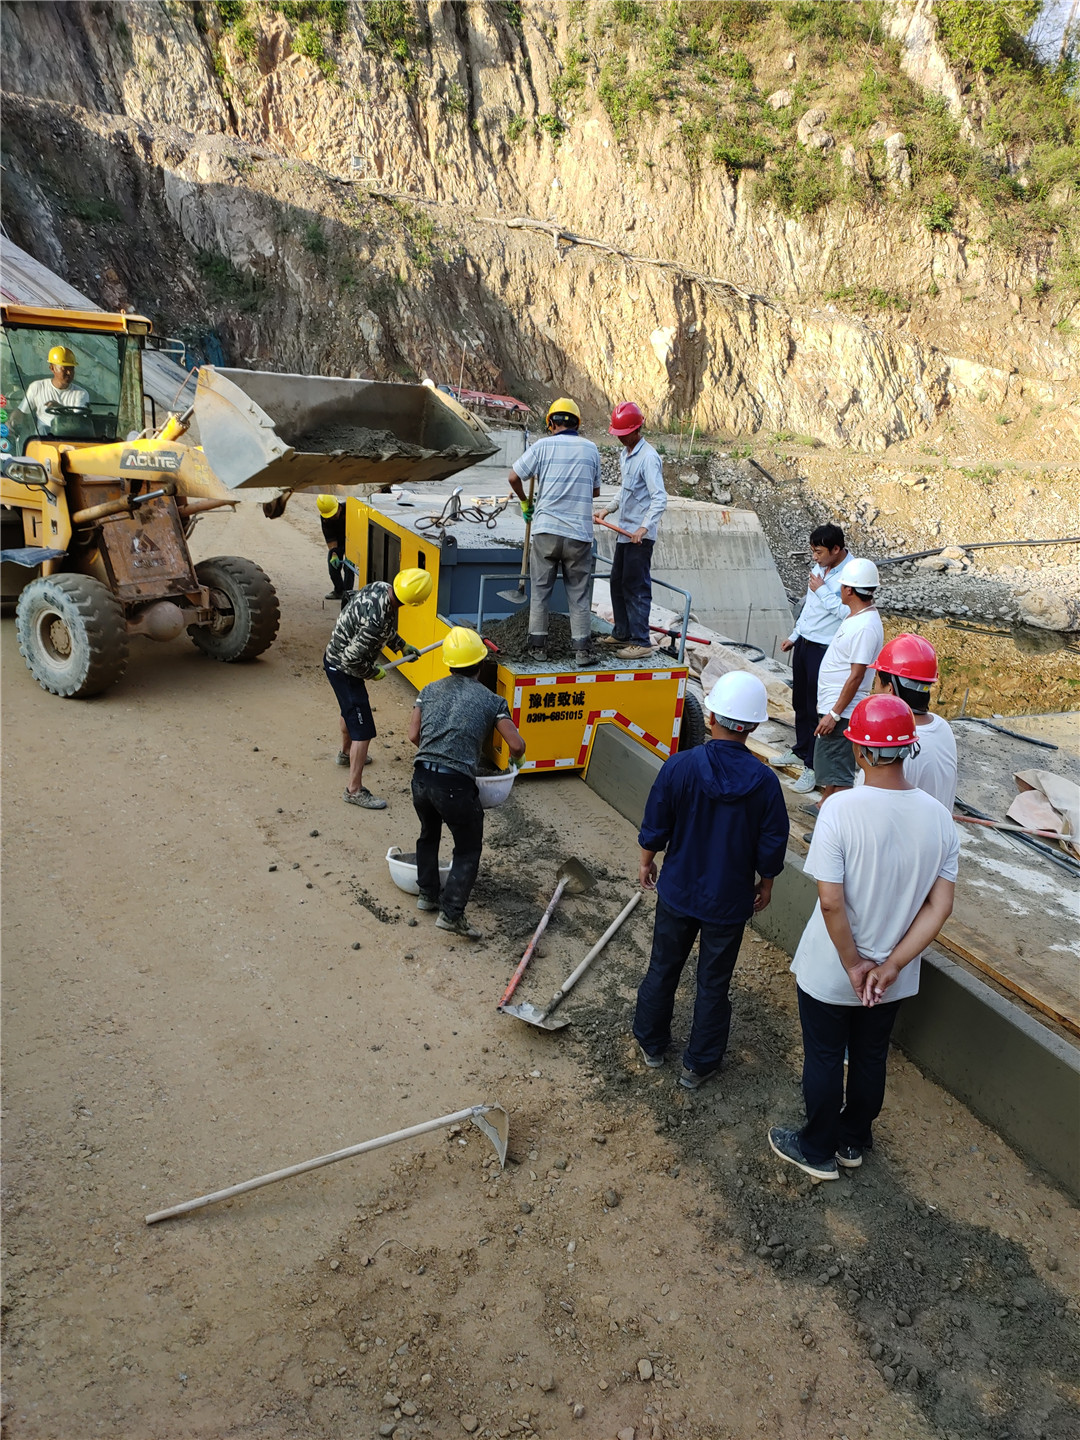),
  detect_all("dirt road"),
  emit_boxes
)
[2,504,1077,1440]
